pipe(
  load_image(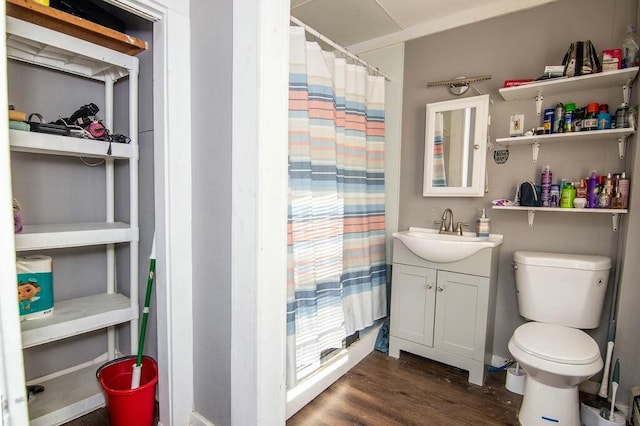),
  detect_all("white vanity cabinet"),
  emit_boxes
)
[389,238,500,385]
